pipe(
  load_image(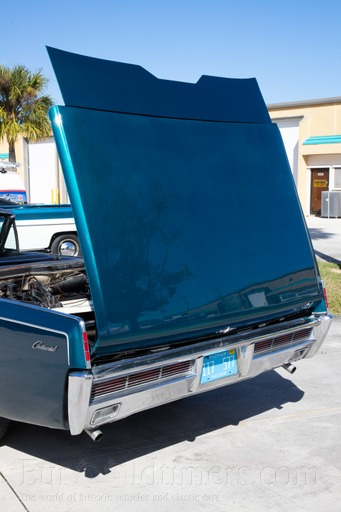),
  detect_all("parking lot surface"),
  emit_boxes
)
[0,316,339,512]
[306,215,341,263]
